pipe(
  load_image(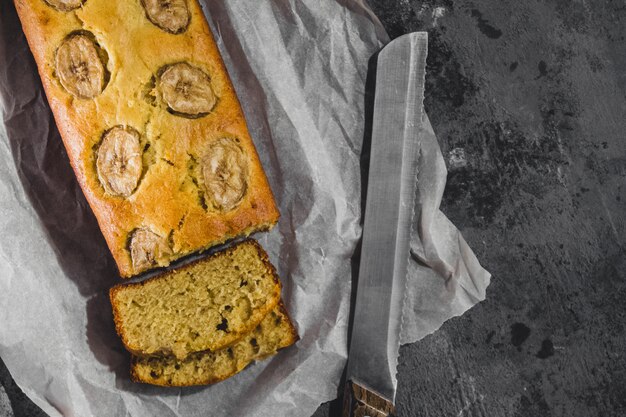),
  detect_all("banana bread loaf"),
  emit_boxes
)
[131,303,298,386]
[110,240,282,359]
[14,0,280,277]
